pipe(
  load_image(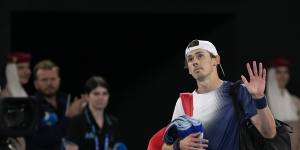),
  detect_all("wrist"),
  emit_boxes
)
[254,96,267,109]
[252,93,265,99]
